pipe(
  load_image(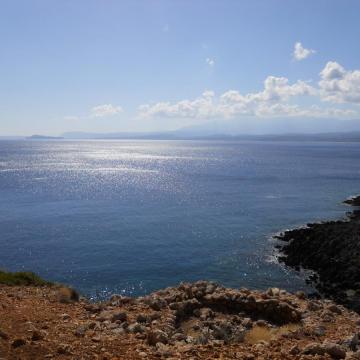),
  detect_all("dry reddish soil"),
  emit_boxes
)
[2,282,360,359]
